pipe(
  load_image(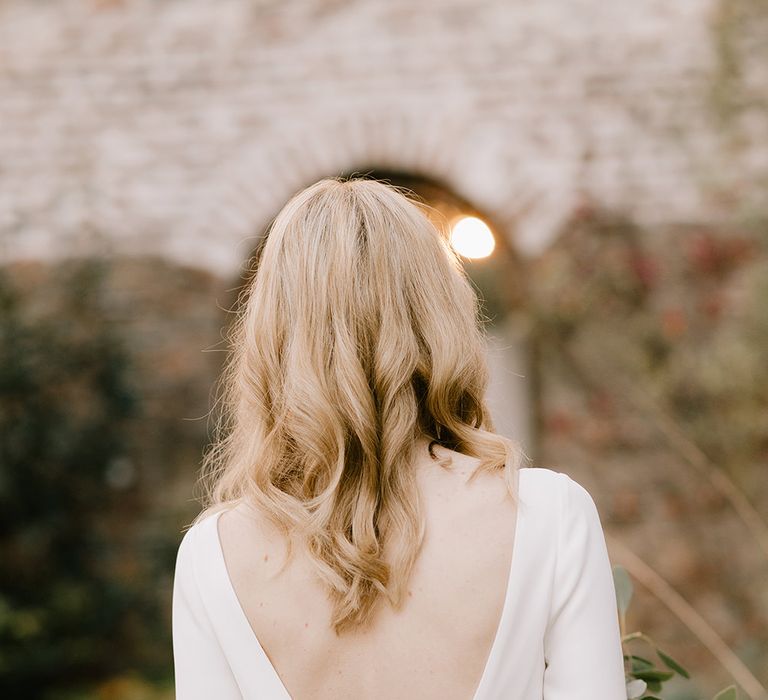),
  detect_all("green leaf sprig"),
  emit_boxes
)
[613,565,740,700]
